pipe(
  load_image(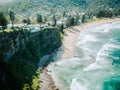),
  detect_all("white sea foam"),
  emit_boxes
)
[70,79,88,90]
[94,38,120,67]
[103,28,110,33]
[83,63,102,71]
[79,34,98,43]
[56,57,82,65]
